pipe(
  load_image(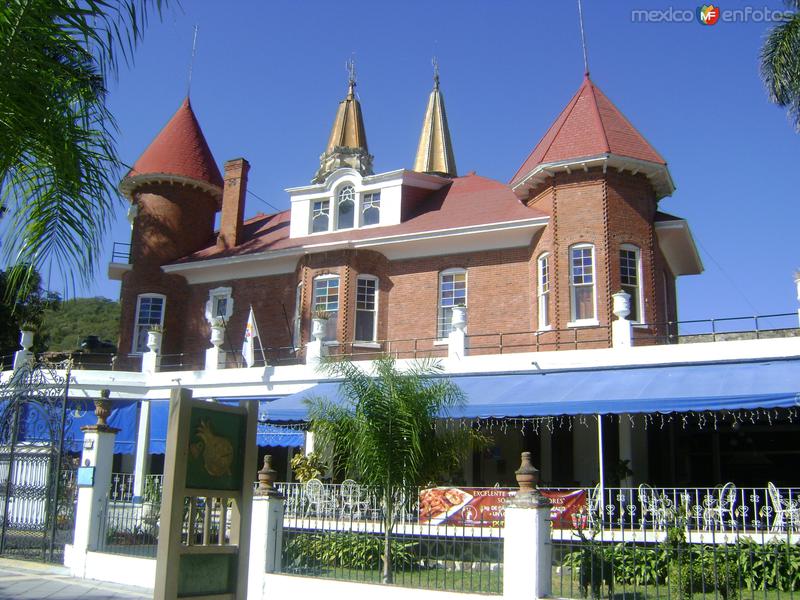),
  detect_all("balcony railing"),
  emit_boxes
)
[111,241,131,263]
